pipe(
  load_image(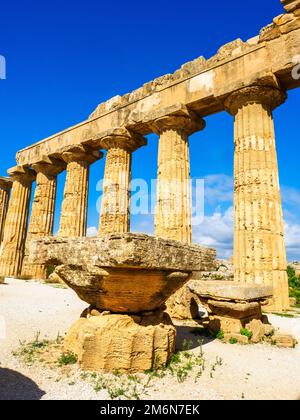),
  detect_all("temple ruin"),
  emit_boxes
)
[0,0,300,370]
